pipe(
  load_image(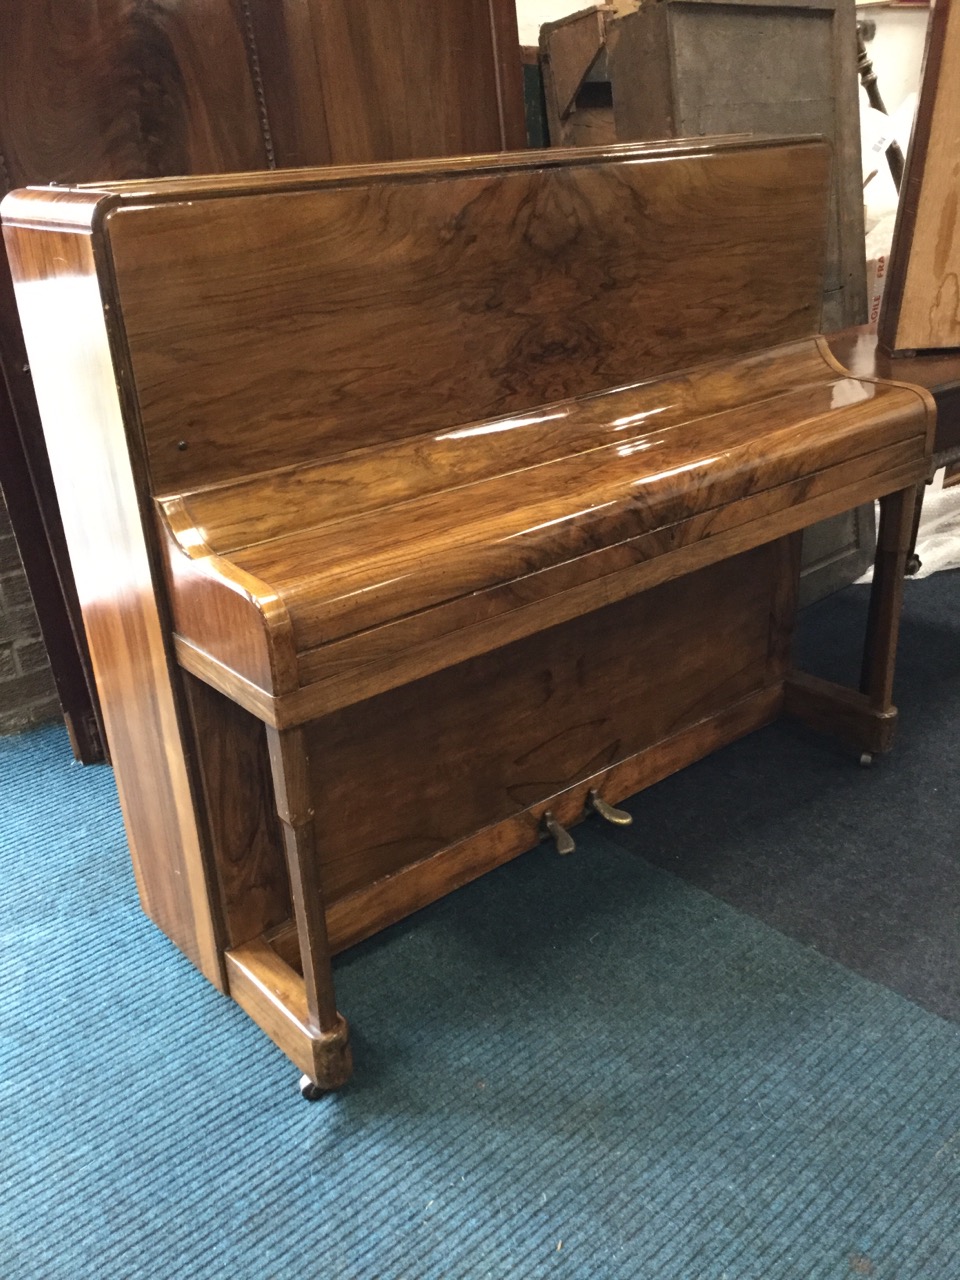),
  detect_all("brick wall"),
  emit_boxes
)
[0,485,60,733]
